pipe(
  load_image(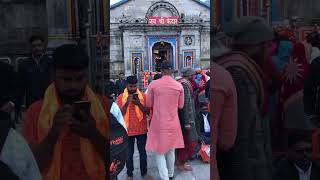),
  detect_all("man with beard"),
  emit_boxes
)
[16,35,54,110]
[116,75,152,180]
[21,44,107,180]
[215,16,274,180]
[176,67,198,171]
[274,132,320,180]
